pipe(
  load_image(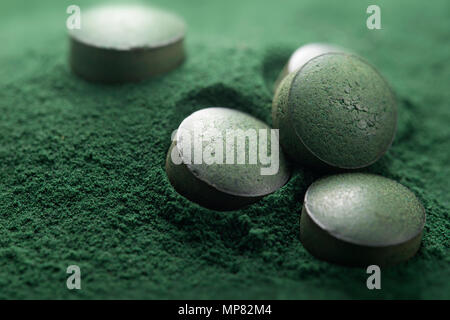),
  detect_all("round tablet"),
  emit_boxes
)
[165,107,291,211]
[274,43,342,91]
[300,173,425,267]
[272,53,397,169]
[69,4,186,83]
